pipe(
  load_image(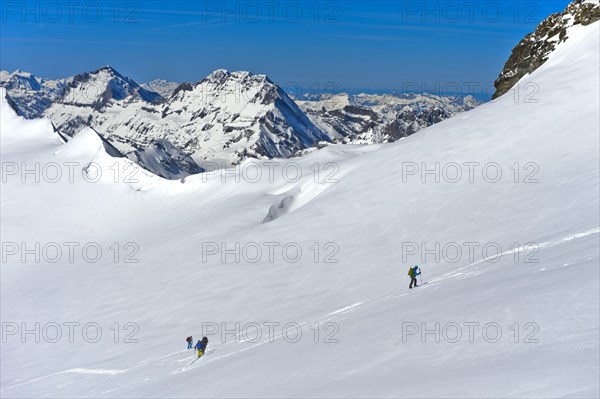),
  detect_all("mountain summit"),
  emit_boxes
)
[60,65,163,108]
